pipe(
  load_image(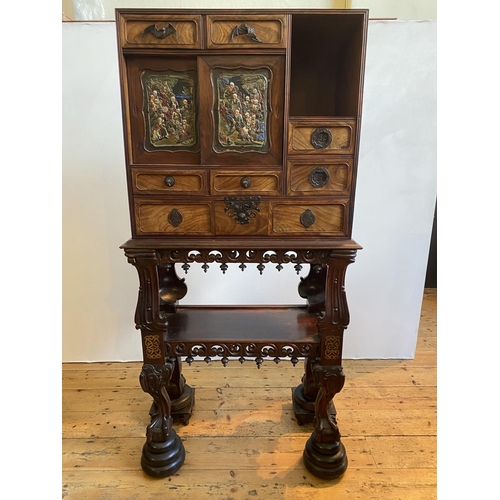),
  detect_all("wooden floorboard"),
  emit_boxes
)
[62,288,437,499]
